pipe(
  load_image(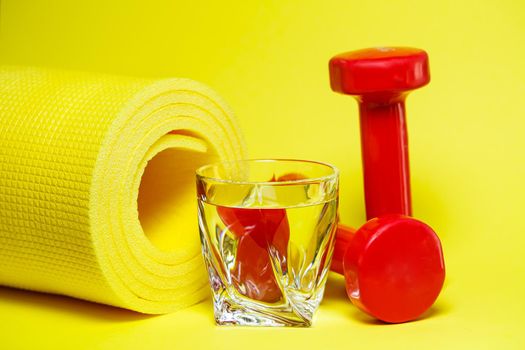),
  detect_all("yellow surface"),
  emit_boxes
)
[0,66,245,313]
[0,0,524,348]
